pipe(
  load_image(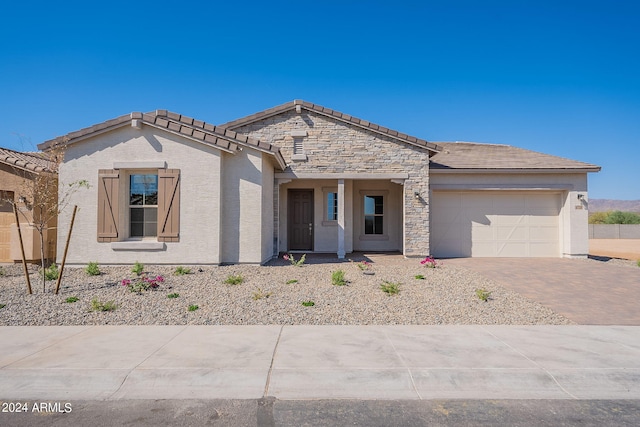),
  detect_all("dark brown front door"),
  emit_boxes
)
[288,189,313,251]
